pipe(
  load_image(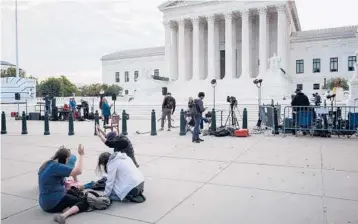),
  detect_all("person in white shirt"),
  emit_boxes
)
[96,152,146,203]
